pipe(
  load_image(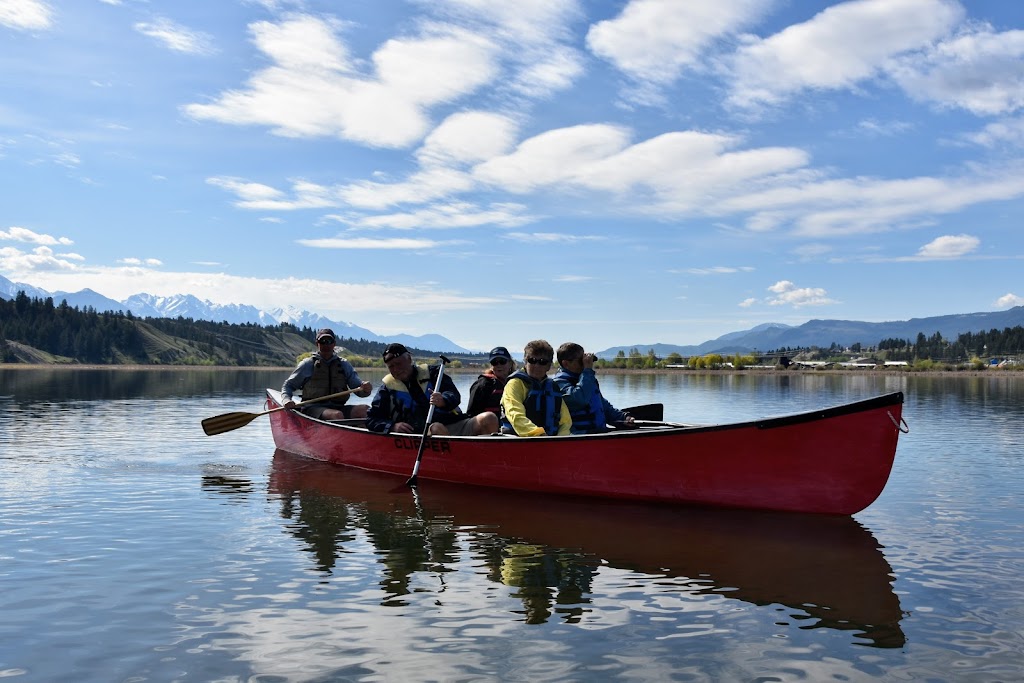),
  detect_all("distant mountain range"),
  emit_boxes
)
[4,273,1023,358]
[599,308,1024,357]
[0,274,470,353]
